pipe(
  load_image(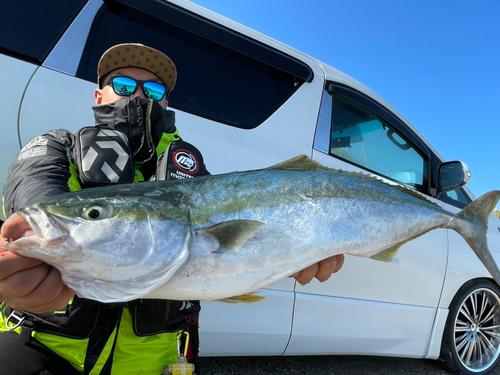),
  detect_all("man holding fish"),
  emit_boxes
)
[0,44,344,375]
